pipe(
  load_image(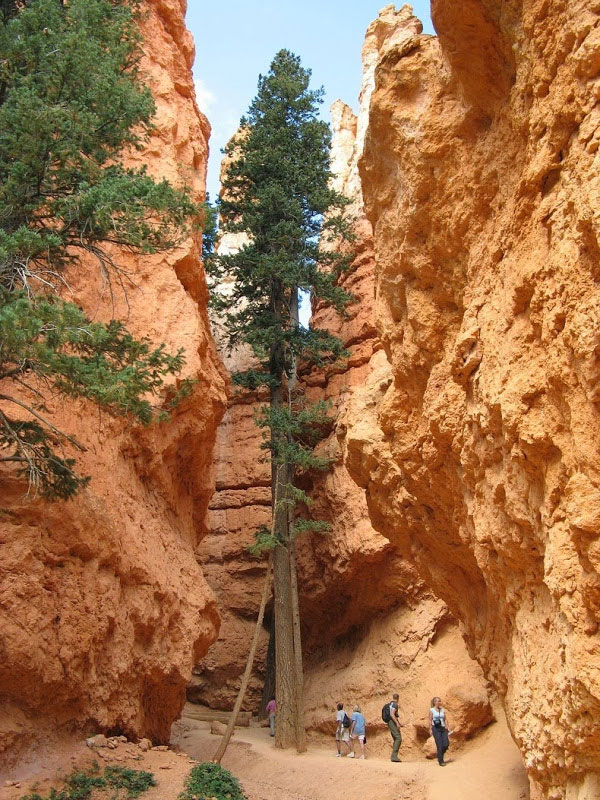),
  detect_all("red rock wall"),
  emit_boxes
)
[191,396,271,708]
[0,0,227,766]
[299,92,494,758]
[192,38,497,760]
[347,2,600,797]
